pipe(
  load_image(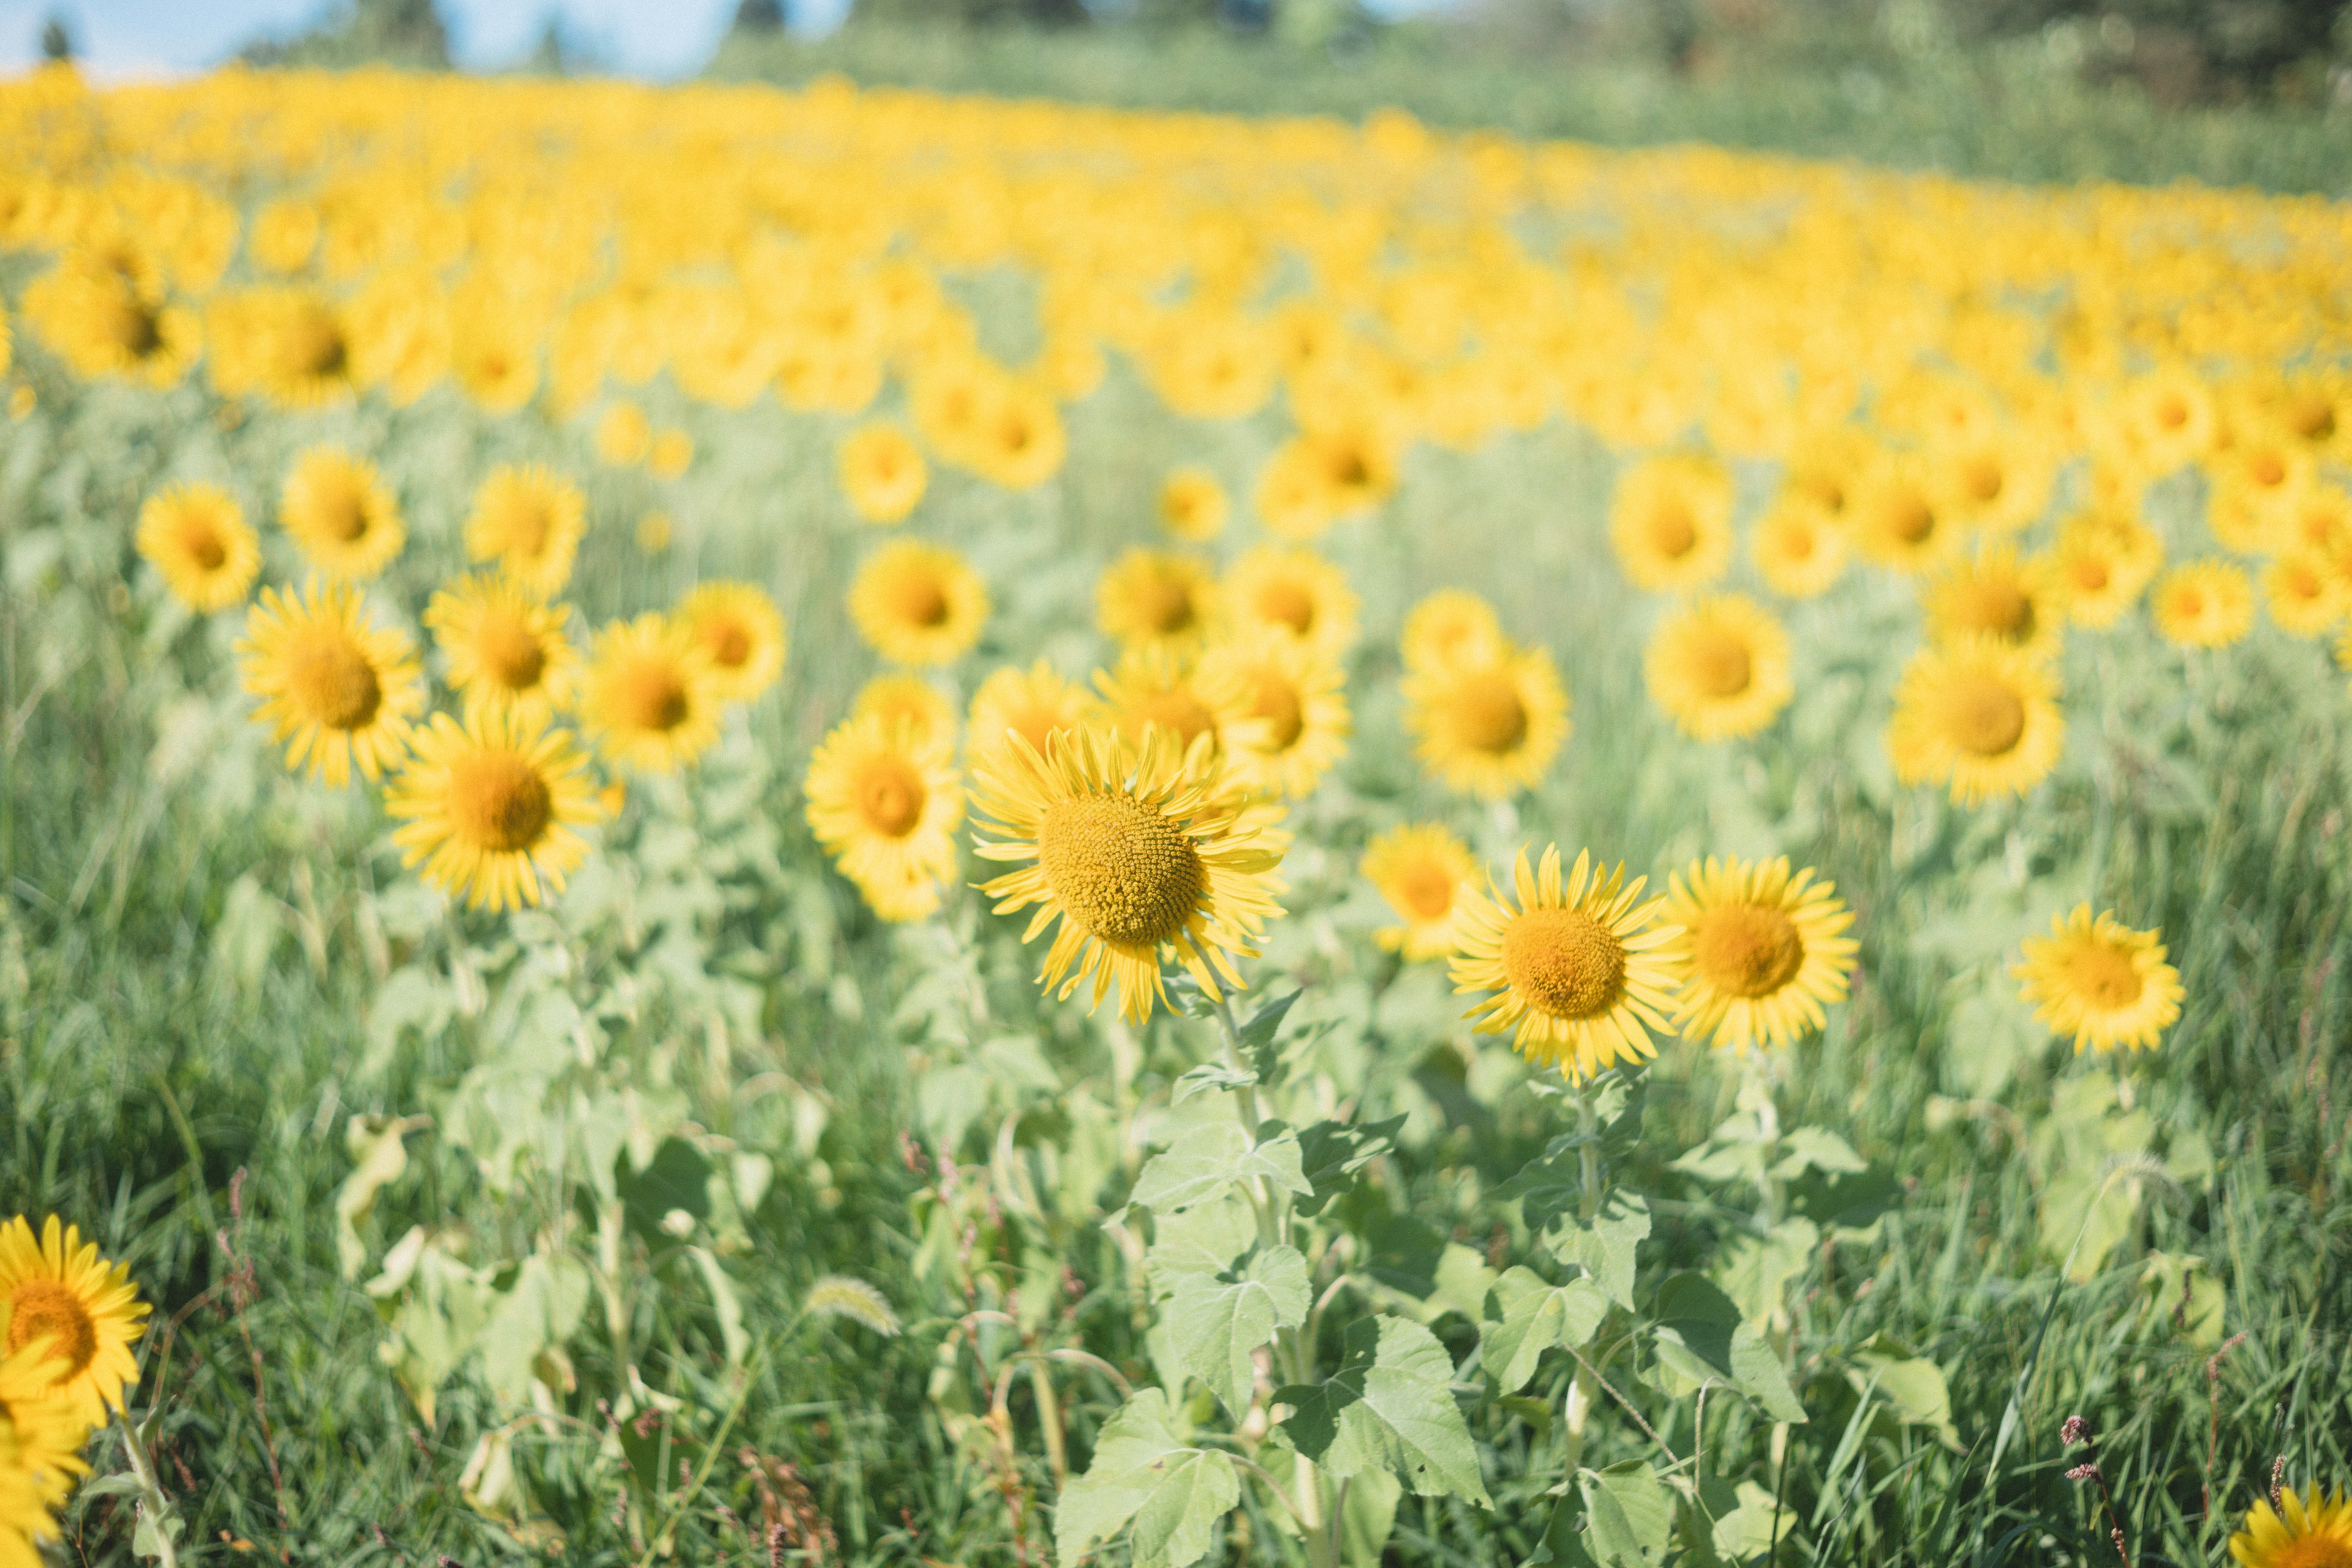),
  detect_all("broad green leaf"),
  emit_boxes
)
[1480,1268,1608,1394]
[1425,1243,1498,1325]
[1550,1191,1650,1310]
[1708,1478,1795,1560]
[1709,1217,1817,1330]
[1847,1334,1958,1449]
[1148,1195,1259,1283]
[1580,1463,1672,1566]
[1275,1316,1491,1506]
[335,1114,430,1280]
[1770,1128,1868,1179]
[1166,1245,1308,1416]
[617,1137,712,1242]
[1132,1113,1310,1214]
[1237,990,1300,1084]
[1294,1115,1404,1217]
[1339,1467,1403,1568]
[1055,1389,1237,1568]
[1649,1273,1806,1423]
[478,1250,592,1404]
[688,1246,750,1366]
[1174,1062,1261,1102]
